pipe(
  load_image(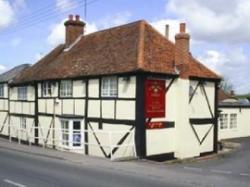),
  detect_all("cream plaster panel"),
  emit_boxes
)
[146,128,175,156]
[10,87,17,100]
[0,112,8,135]
[38,100,46,113]
[88,100,100,118]
[189,81,215,118]
[28,86,35,101]
[74,100,85,115]
[116,101,135,120]
[102,100,115,119]
[62,100,74,114]
[88,79,99,98]
[73,80,85,97]
[118,76,136,98]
